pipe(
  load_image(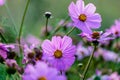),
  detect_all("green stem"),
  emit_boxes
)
[82,46,97,80]
[45,18,49,36]
[48,17,69,39]
[66,27,75,36]
[18,0,31,45]
[5,3,18,34]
